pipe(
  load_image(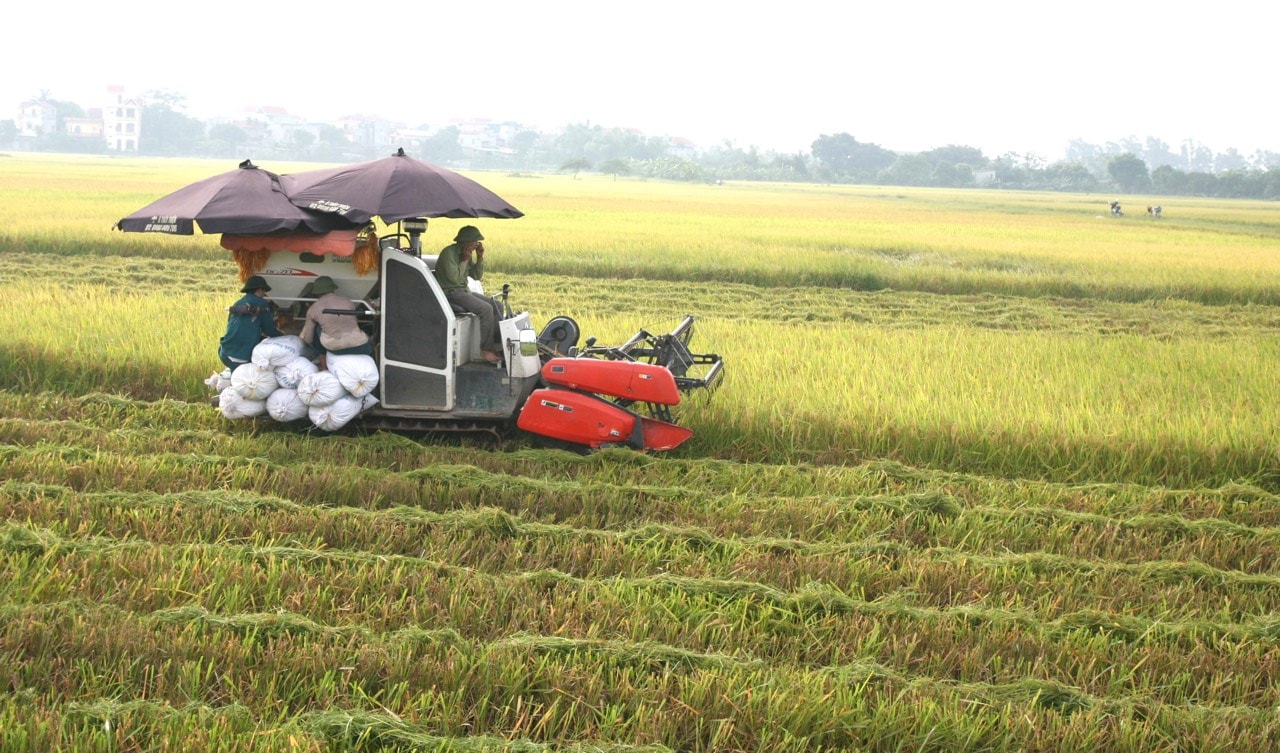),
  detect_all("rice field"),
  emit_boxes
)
[1,151,1279,751]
